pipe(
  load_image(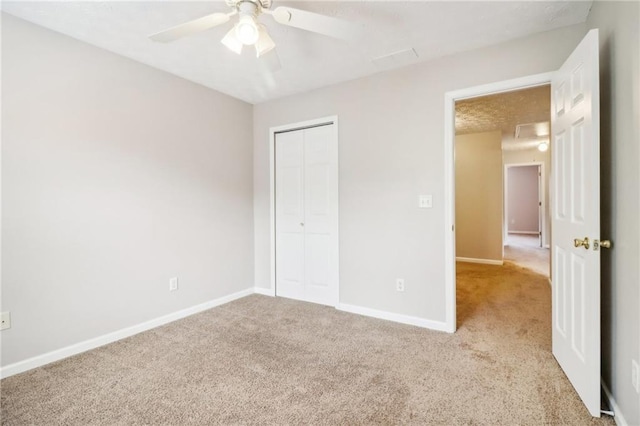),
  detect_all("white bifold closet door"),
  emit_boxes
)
[275,123,338,306]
